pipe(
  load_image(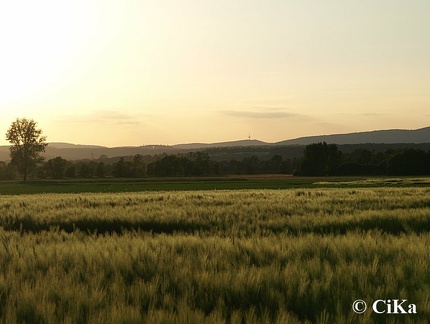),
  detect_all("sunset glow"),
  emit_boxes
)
[0,0,429,146]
